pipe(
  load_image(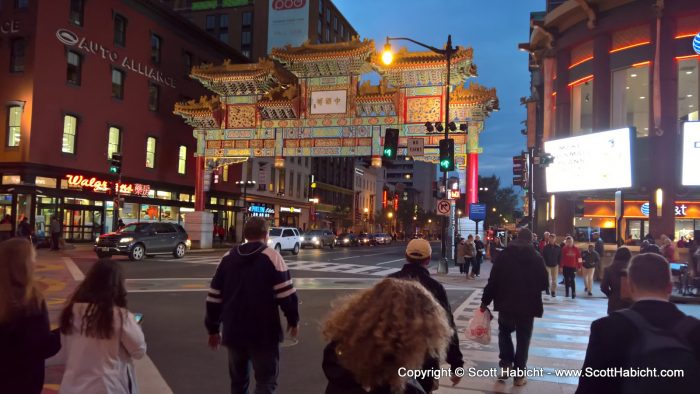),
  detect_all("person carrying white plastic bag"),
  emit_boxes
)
[467,307,492,345]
